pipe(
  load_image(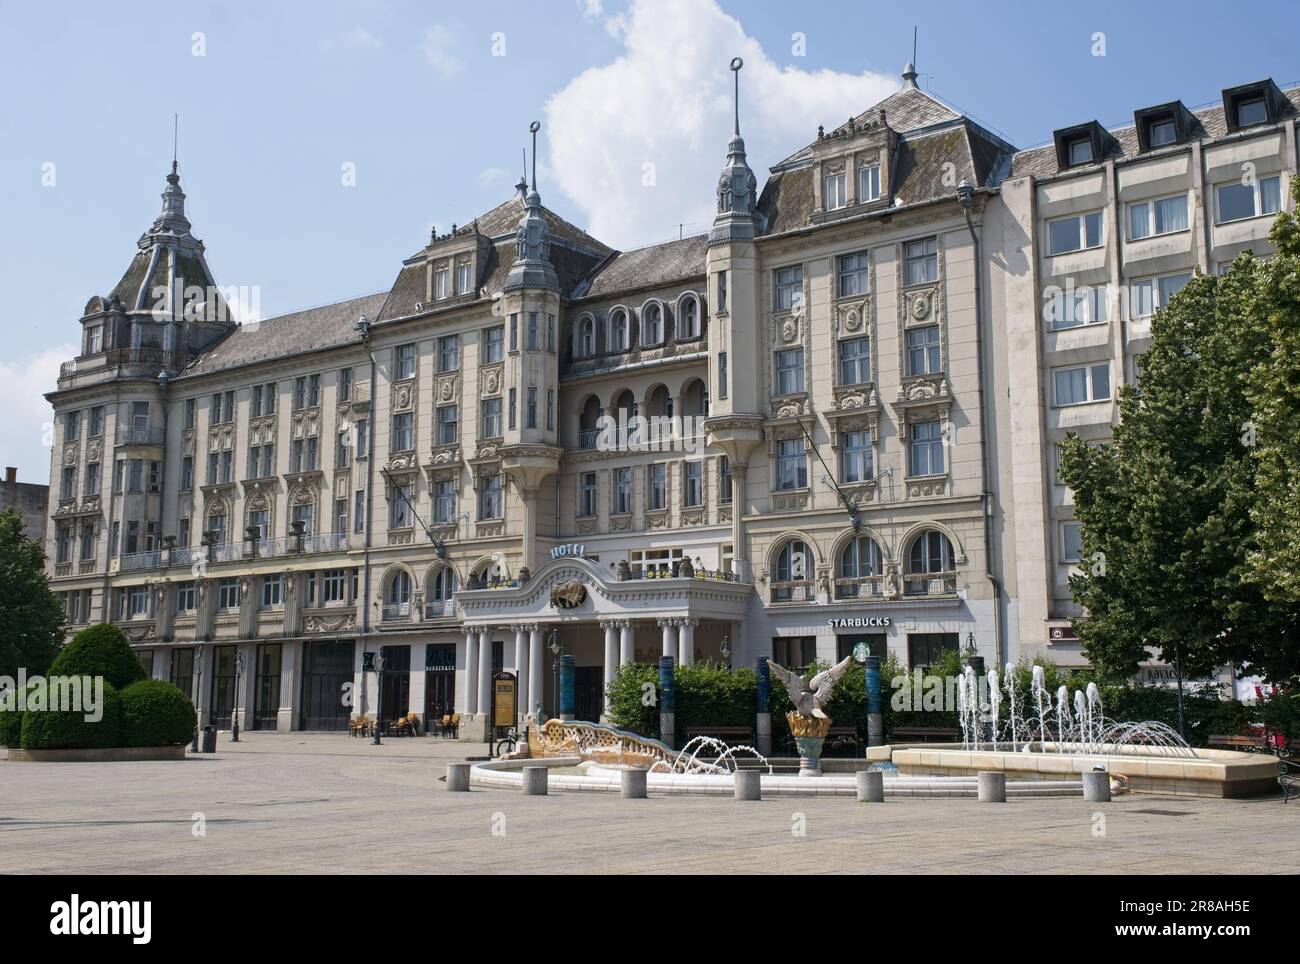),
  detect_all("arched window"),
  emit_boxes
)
[430,567,456,600]
[613,389,637,421]
[577,316,596,358]
[578,396,602,449]
[384,570,412,620]
[647,385,672,419]
[837,536,882,599]
[681,378,709,417]
[608,309,630,352]
[906,530,956,596]
[678,294,701,339]
[771,539,814,602]
[642,303,663,346]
